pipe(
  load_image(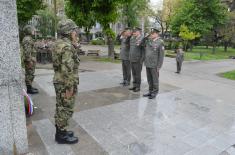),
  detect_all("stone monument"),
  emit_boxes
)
[0,0,28,154]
